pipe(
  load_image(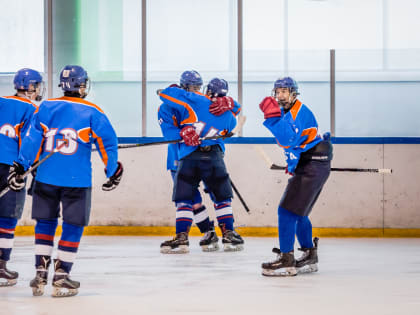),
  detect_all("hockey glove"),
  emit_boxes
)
[209,96,235,116]
[102,161,124,191]
[259,96,282,119]
[7,162,26,192]
[285,169,295,176]
[180,126,201,146]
